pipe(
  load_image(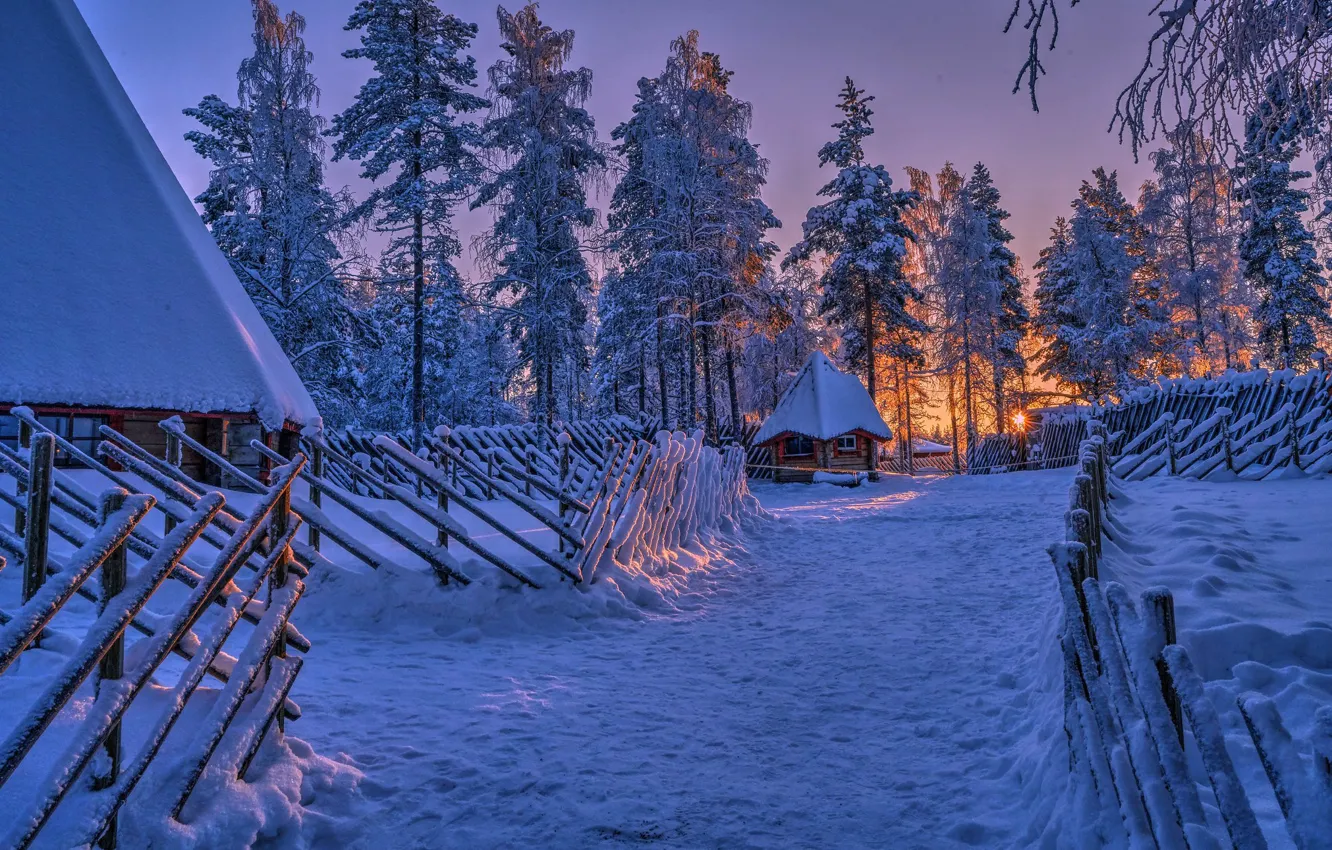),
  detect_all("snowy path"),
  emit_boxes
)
[295,473,1072,849]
